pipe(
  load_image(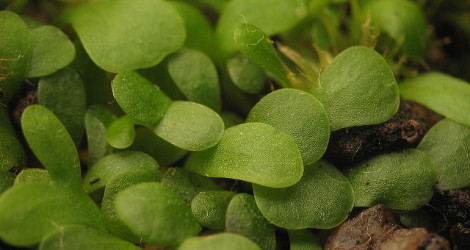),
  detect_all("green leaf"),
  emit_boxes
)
[220,112,244,129]
[177,233,261,250]
[226,193,276,250]
[83,151,160,194]
[247,89,330,165]
[363,0,427,60]
[39,225,141,250]
[161,167,220,204]
[14,168,51,185]
[191,191,235,229]
[0,172,14,194]
[399,208,441,233]
[130,127,187,167]
[311,46,399,131]
[399,73,470,127]
[0,11,31,104]
[105,115,135,149]
[153,101,224,151]
[115,182,201,246]
[234,23,289,86]
[288,230,322,250]
[185,122,303,188]
[38,68,87,146]
[84,105,116,167]
[418,119,470,190]
[65,0,185,72]
[253,160,353,229]
[0,106,26,172]
[112,71,171,127]
[345,149,437,210]
[227,53,265,94]
[215,0,307,56]
[101,171,158,243]
[0,183,104,247]
[25,25,75,78]
[21,105,81,189]
[167,48,221,111]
